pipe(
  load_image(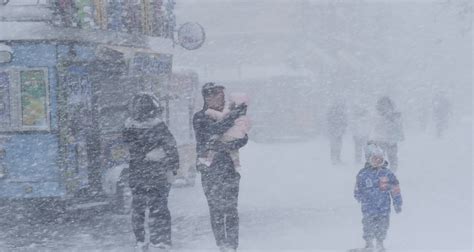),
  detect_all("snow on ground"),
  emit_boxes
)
[0,119,471,251]
[170,118,472,251]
